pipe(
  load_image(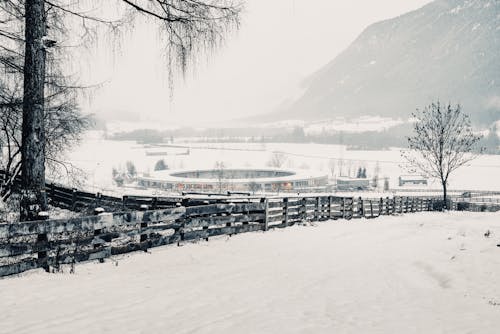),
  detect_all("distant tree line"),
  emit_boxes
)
[107,122,499,153]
